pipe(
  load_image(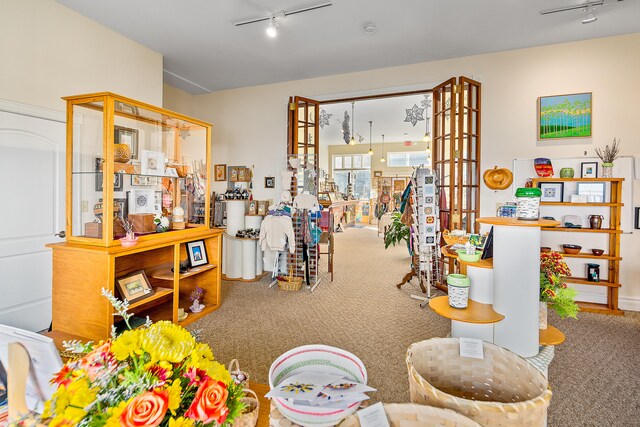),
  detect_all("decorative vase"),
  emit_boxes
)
[560,167,575,178]
[539,301,548,330]
[602,162,613,178]
[113,143,132,163]
[119,232,138,248]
